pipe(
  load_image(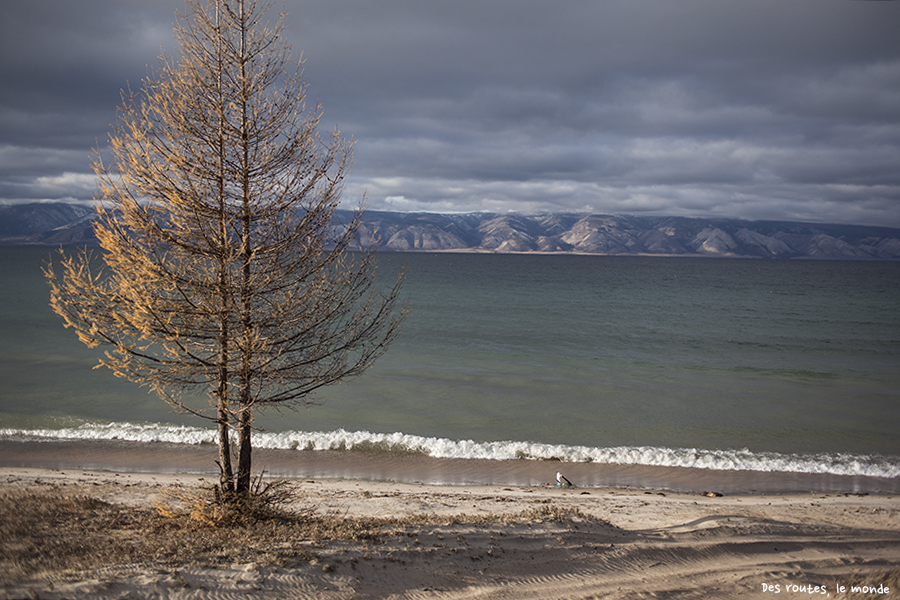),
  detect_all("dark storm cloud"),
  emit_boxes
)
[2,0,899,226]
[0,1,181,201]
[1,3,179,145]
